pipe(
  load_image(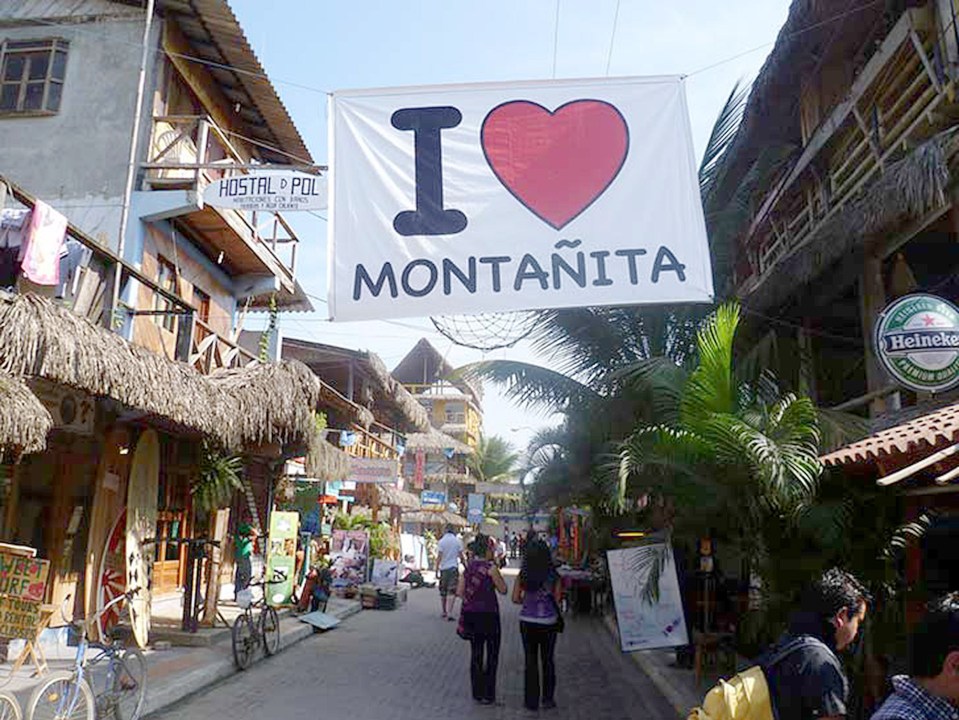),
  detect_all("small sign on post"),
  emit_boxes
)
[0,550,50,640]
